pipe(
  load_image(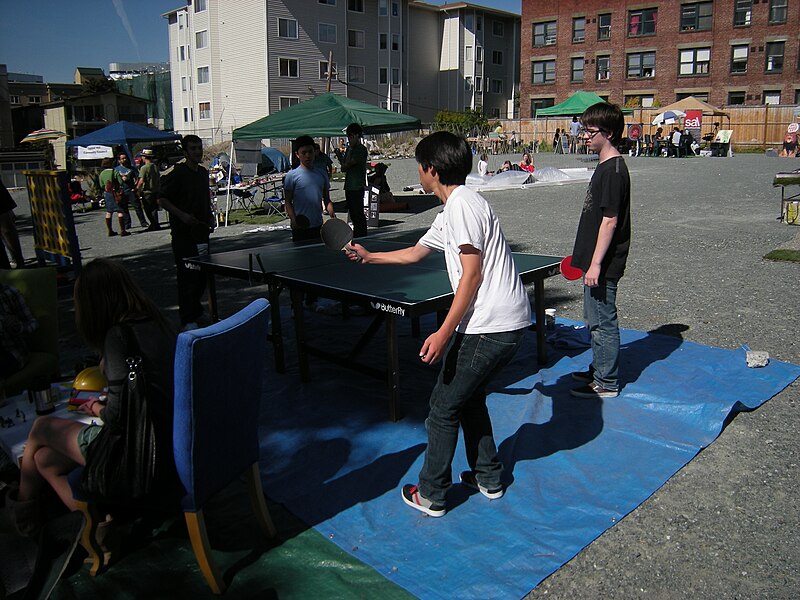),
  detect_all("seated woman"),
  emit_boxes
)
[779,134,798,158]
[477,153,489,176]
[518,153,535,172]
[3,259,178,536]
[496,160,513,173]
